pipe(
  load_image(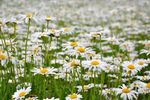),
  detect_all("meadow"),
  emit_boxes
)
[0,0,150,100]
